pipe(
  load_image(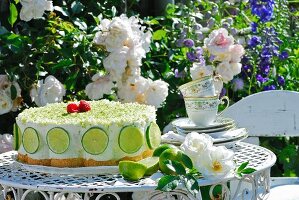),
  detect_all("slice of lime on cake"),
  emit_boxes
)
[119,126,144,154]
[13,123,22,150]
[82,127,109,155]
[47,127,70,154]
[146,122,161,149]
[23,127,39,154]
